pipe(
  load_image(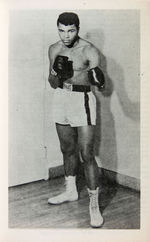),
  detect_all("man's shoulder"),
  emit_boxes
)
[80,38,99,54]
[48,41,62,55]
[79,38,92,47]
